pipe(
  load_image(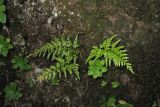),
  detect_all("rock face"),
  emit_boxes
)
[4,0,160,107]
